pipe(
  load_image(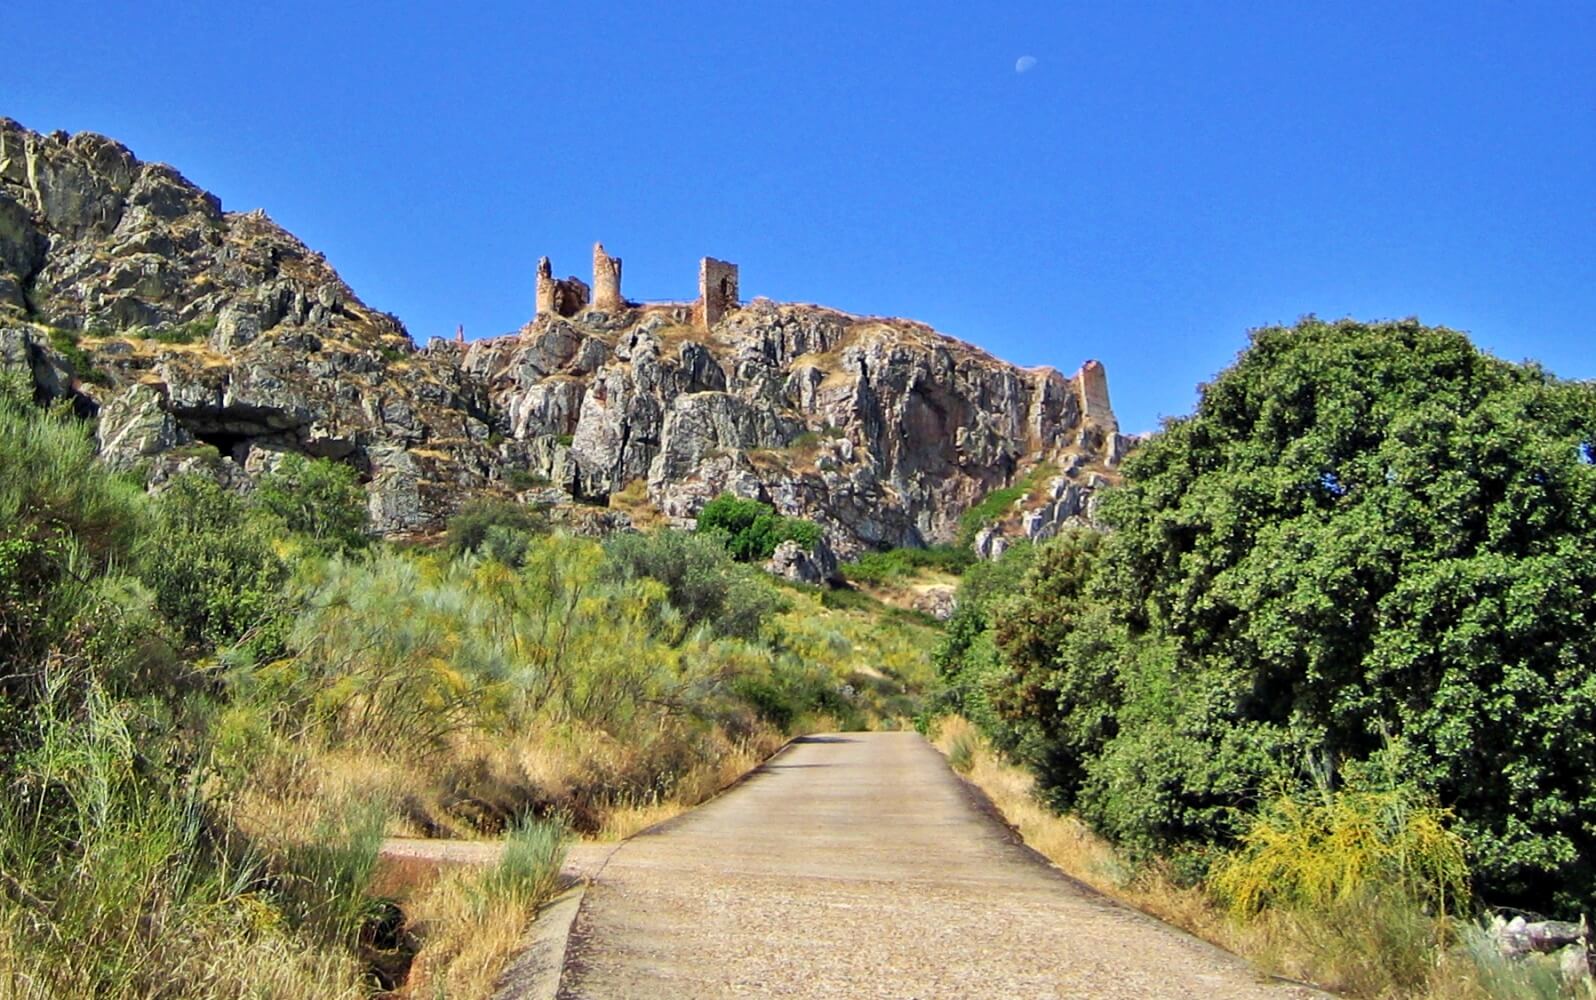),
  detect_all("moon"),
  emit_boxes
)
[1015,55,1038,74]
